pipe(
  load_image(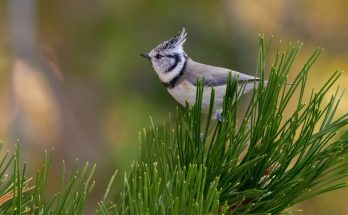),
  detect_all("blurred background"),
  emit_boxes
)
[1,0,348,214]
